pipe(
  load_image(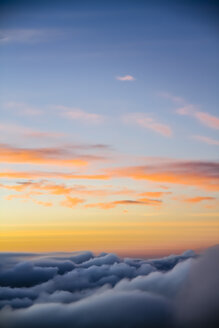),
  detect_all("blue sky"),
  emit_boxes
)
[0,0,218,254]
[1,1,219,159]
